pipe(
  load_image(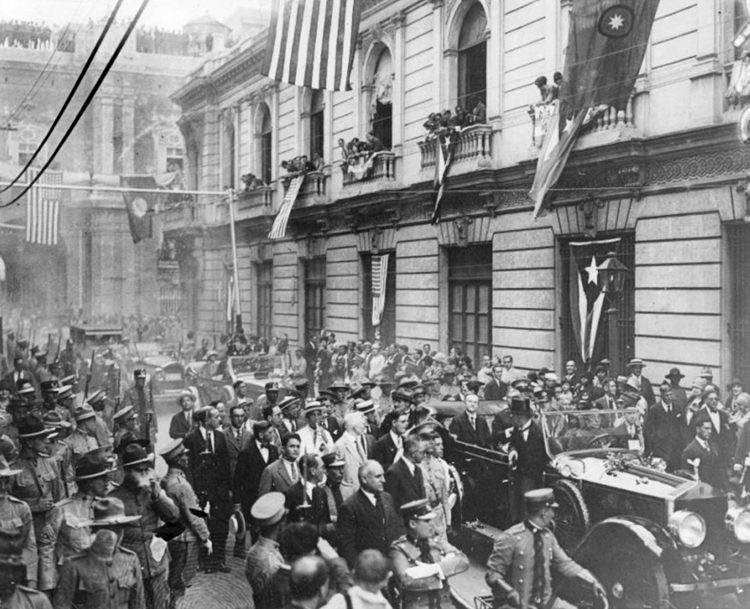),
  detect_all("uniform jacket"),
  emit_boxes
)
[50,493,94,564]
[63,430,98,466]
[245,536,284,608]
[161,467,210,543]
[449,411,491,448]
[13,450,63,515]
[258,457,298,496]
[168,411,193,440]
[486,522,587,609]
[338,489,403,568]
[0,494,37,586]
[682,438,725,489]
[385,458,426,510]
[53,545,145,609]
[5,586,50,609]
[372,433,400,469]
[234,442,279,515]
[334,431,367,500]
[107,479,179,576]
[508,422,547,482]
